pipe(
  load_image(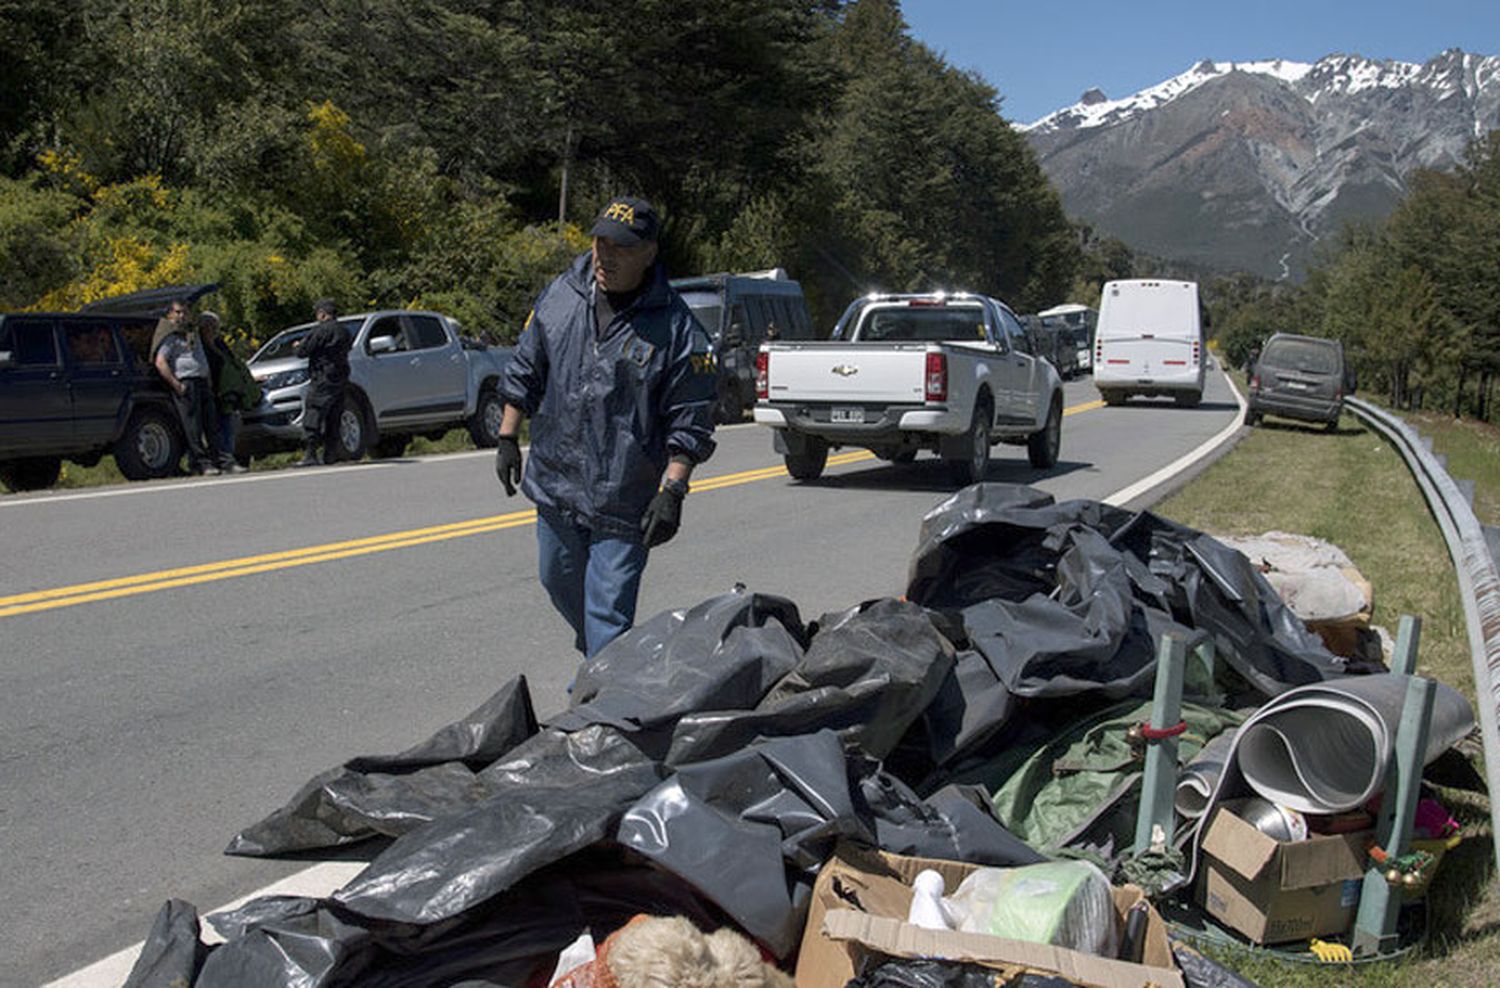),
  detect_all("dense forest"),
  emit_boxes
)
[7,0,1497,422]
[0,0,1083,350]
